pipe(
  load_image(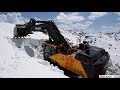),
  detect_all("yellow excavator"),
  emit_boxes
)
[13,18,110,78]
